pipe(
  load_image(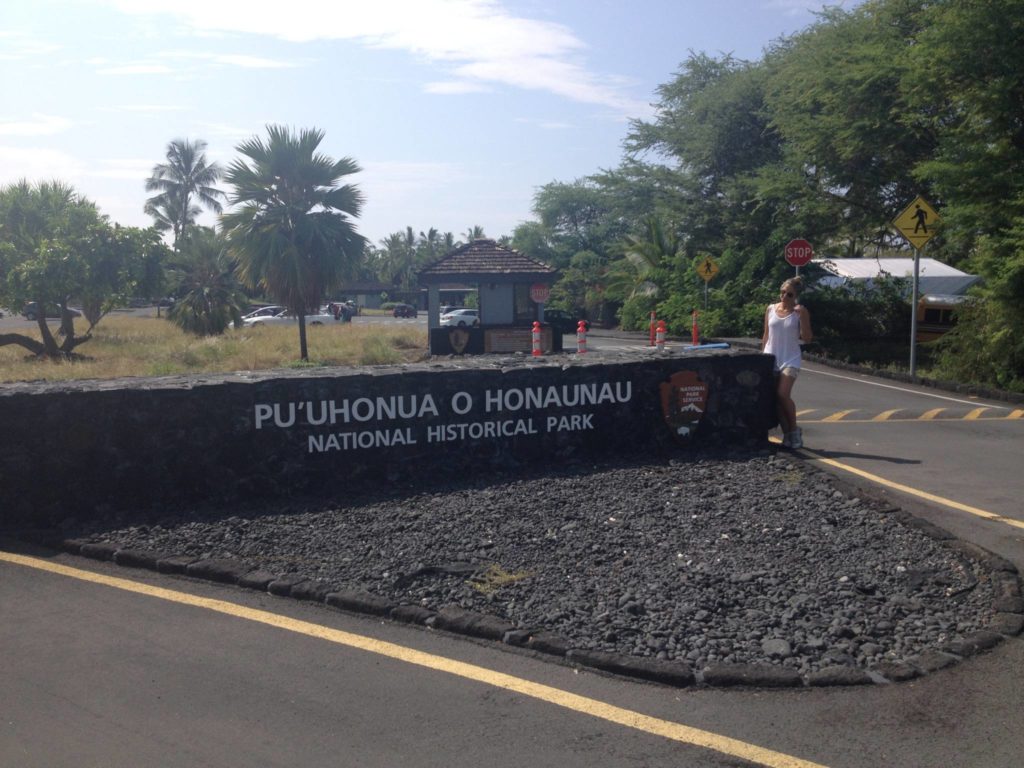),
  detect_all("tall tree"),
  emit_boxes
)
[759,3,933,254]
[166,227,249,335]
[221,125,365,361]
[145,138,226,250]
[0,180,166,357]
[379,231,416,288]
